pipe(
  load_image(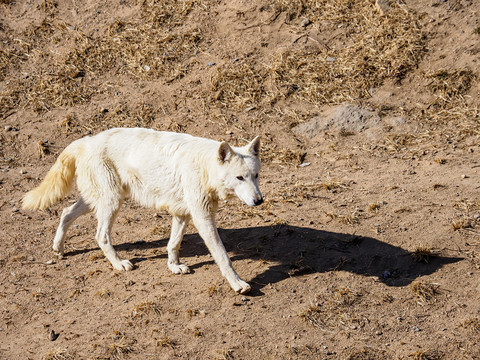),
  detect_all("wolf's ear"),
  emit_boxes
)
[218,142,233,163]
[246,136,261,157]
